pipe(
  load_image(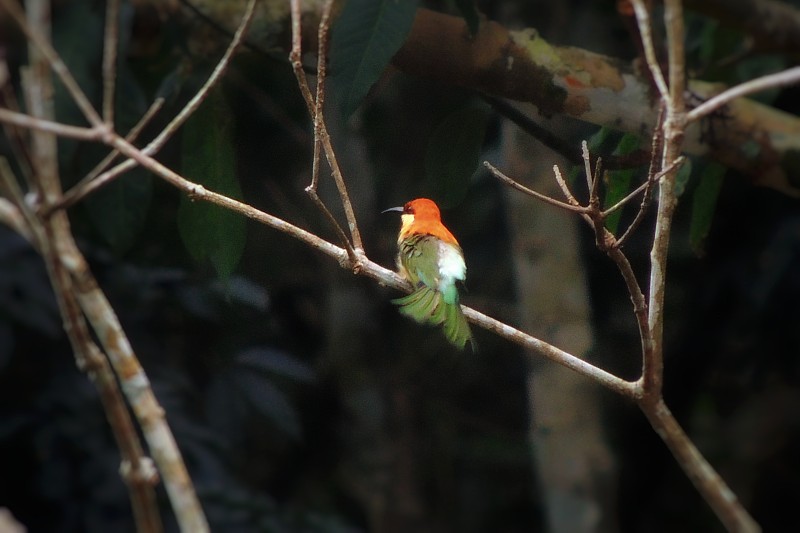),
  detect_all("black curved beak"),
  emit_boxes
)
[381,206,404,214]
